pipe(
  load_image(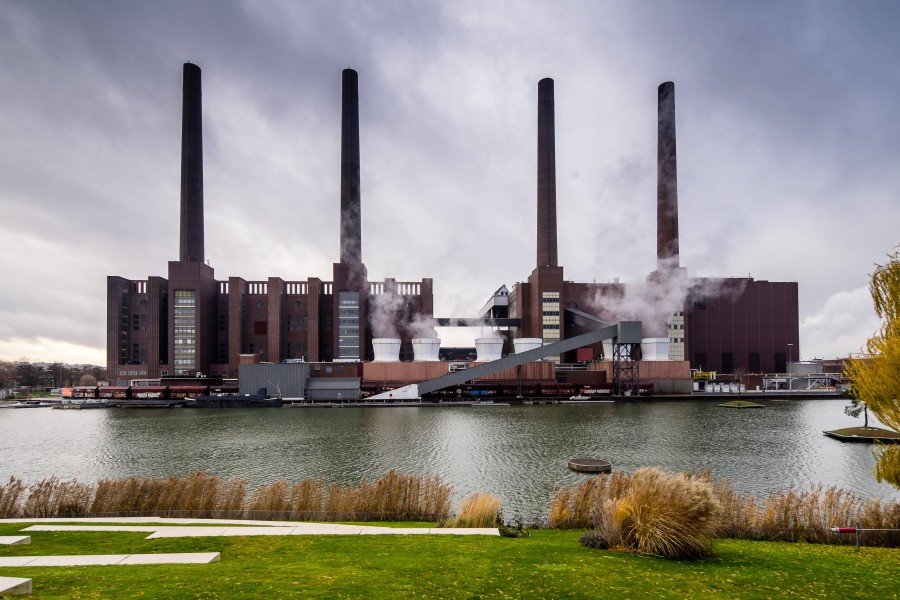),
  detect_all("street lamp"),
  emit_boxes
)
[787,343,794,392]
